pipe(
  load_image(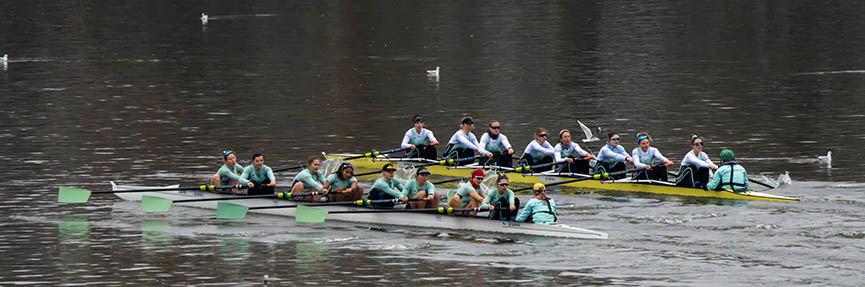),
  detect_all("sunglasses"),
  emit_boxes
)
[611,137,620,141]
[538,134,547,137]
[473,176,484,180]
[695,142,703,146]
[498,183,509,186]
[490,126,501,130]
